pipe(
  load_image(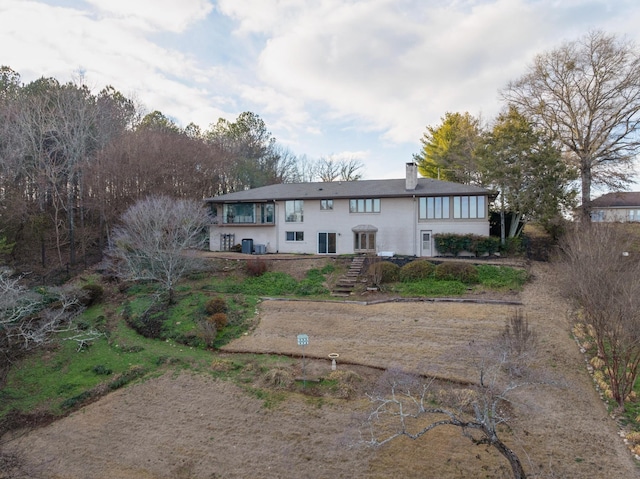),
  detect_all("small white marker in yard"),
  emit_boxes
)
[297,334,309,387]
[329,353,339,371]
